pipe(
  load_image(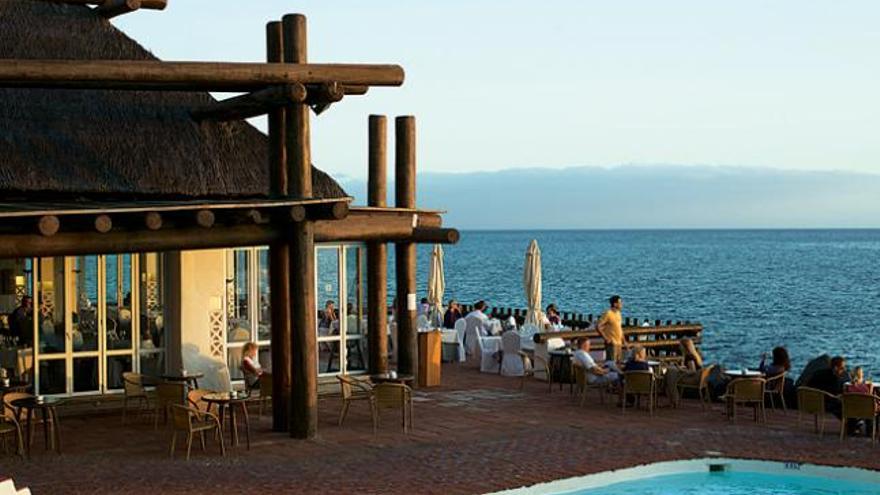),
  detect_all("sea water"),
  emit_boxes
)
[402,229,880,376]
